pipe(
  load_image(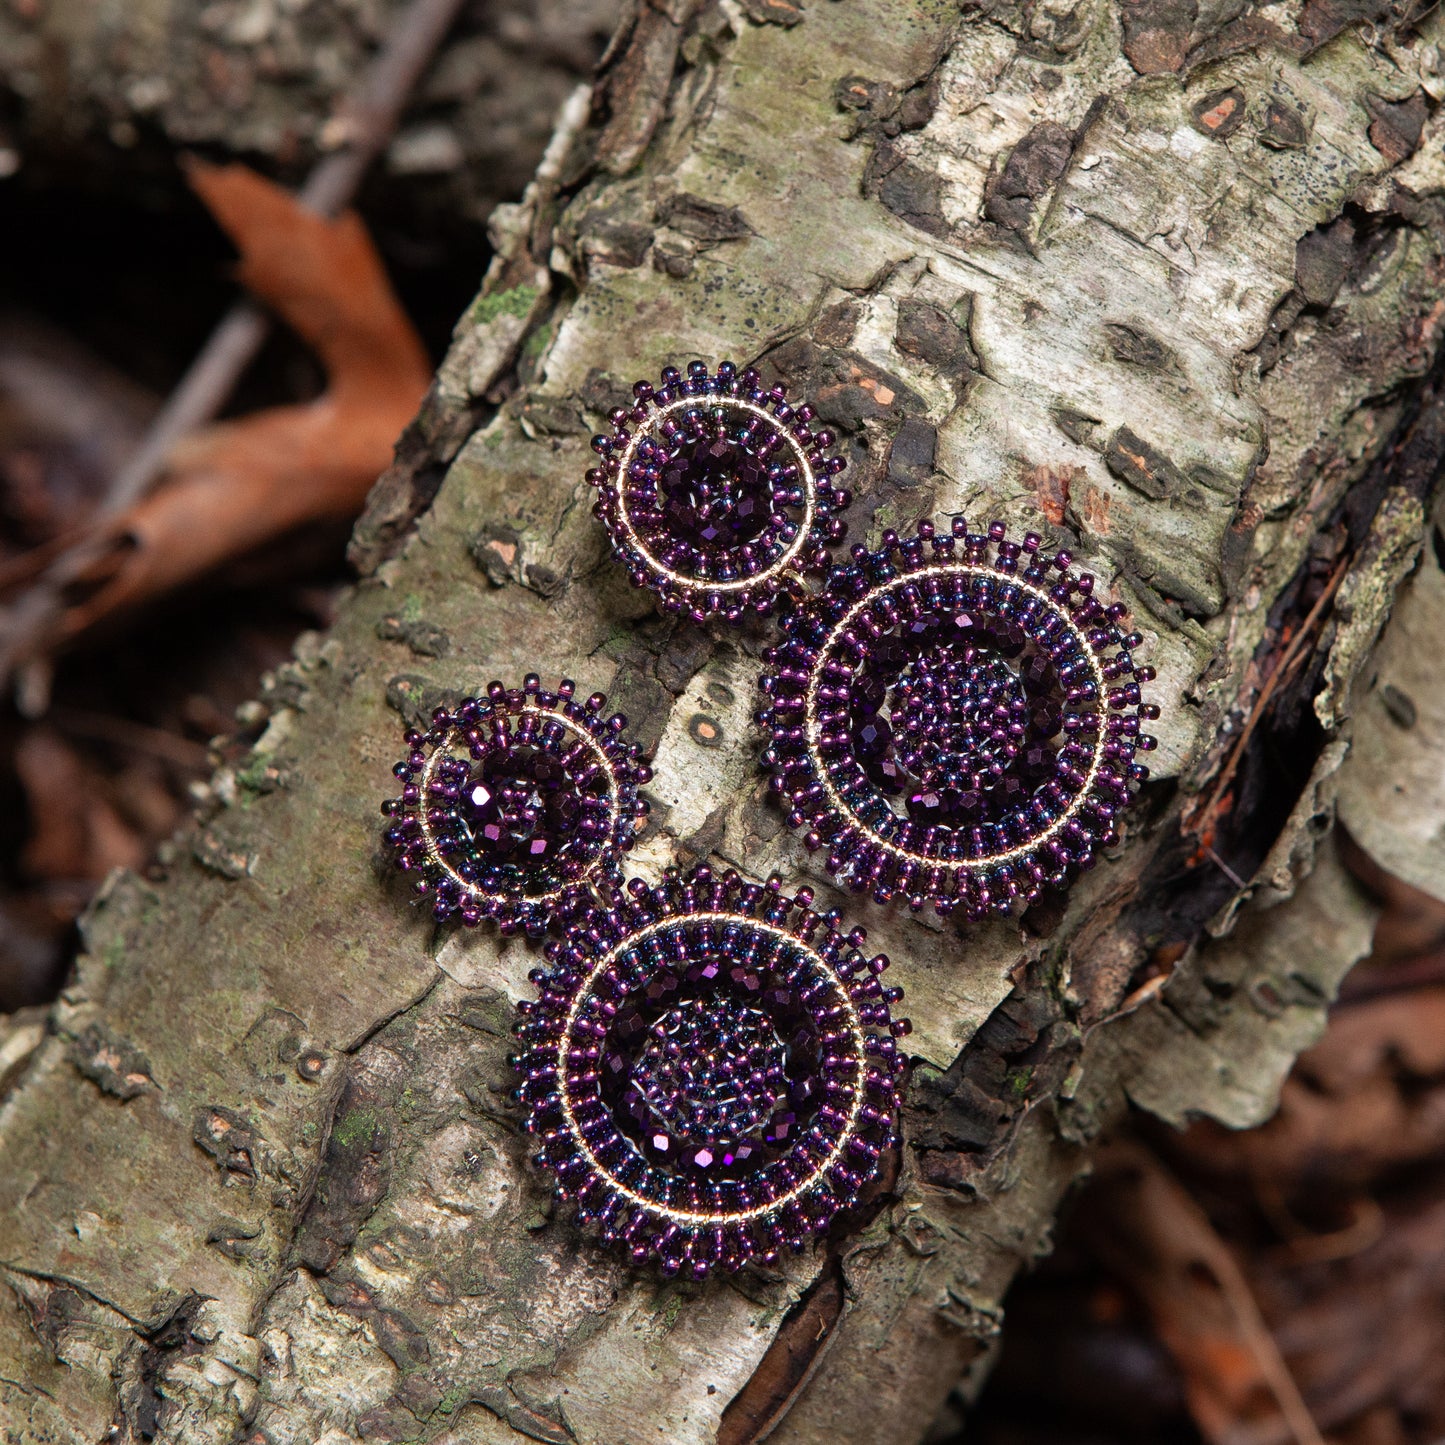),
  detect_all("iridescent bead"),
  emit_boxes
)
[584,360,848,620]
[758,518,1159,916]
[511,867,908,1274]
